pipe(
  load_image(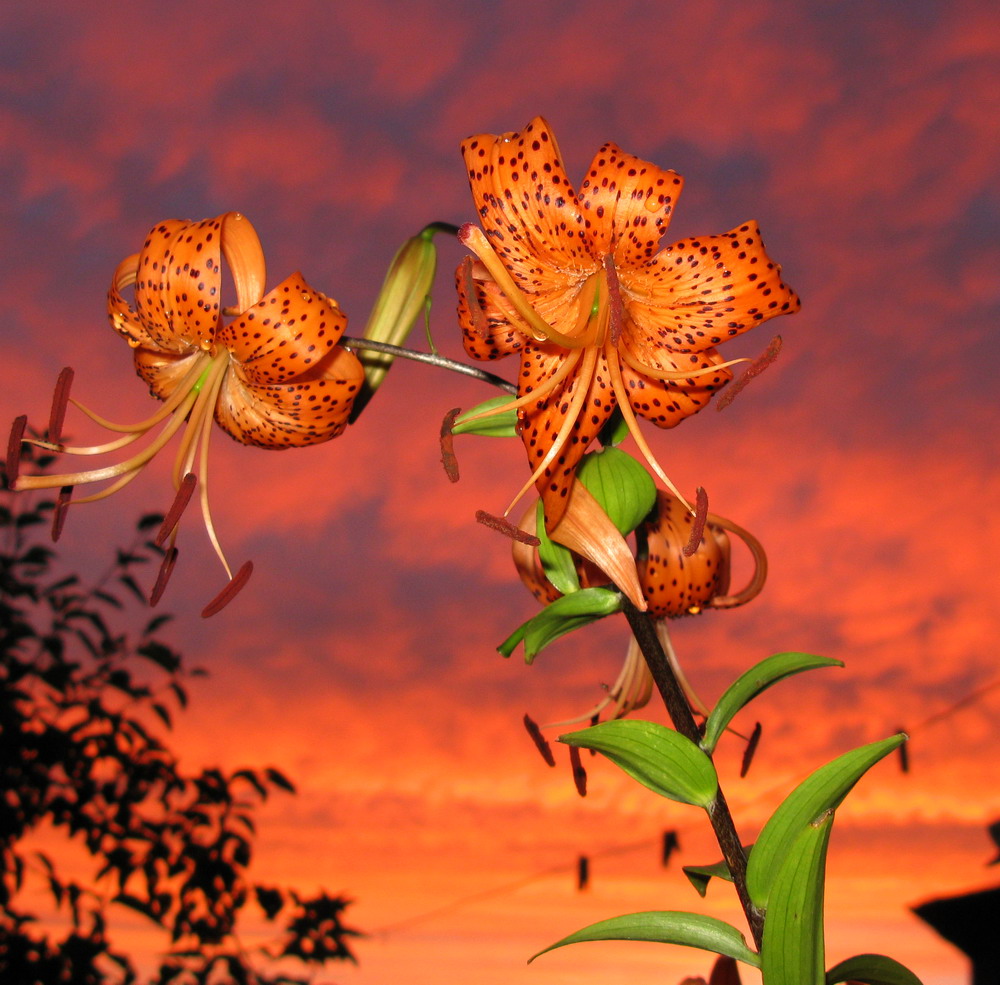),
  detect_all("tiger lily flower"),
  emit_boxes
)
[10,212,364,613]
[513,489,766,724]
[456,116,800,530]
